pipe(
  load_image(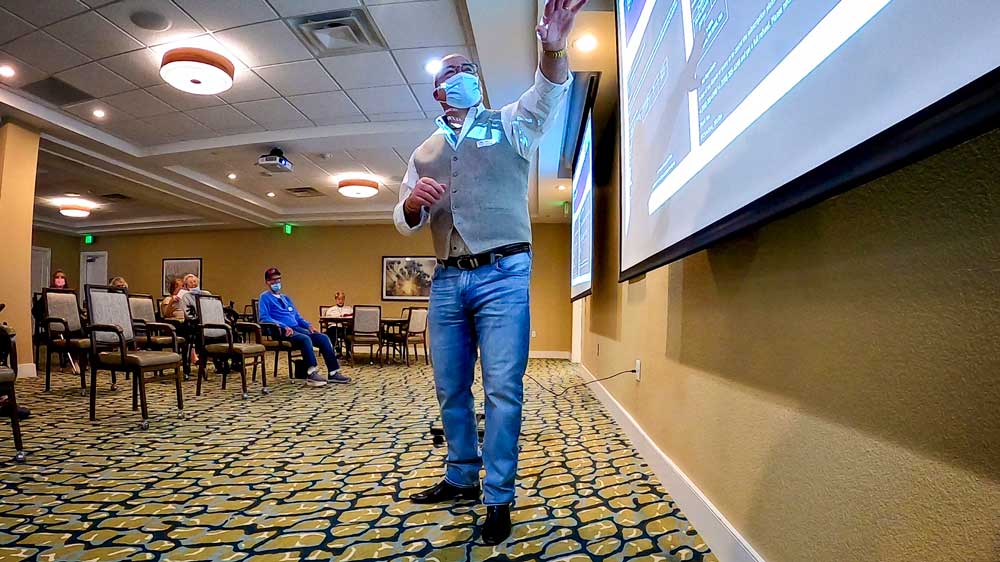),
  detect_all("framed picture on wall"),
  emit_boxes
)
[382,256,436,301]
[162,258,202,296]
